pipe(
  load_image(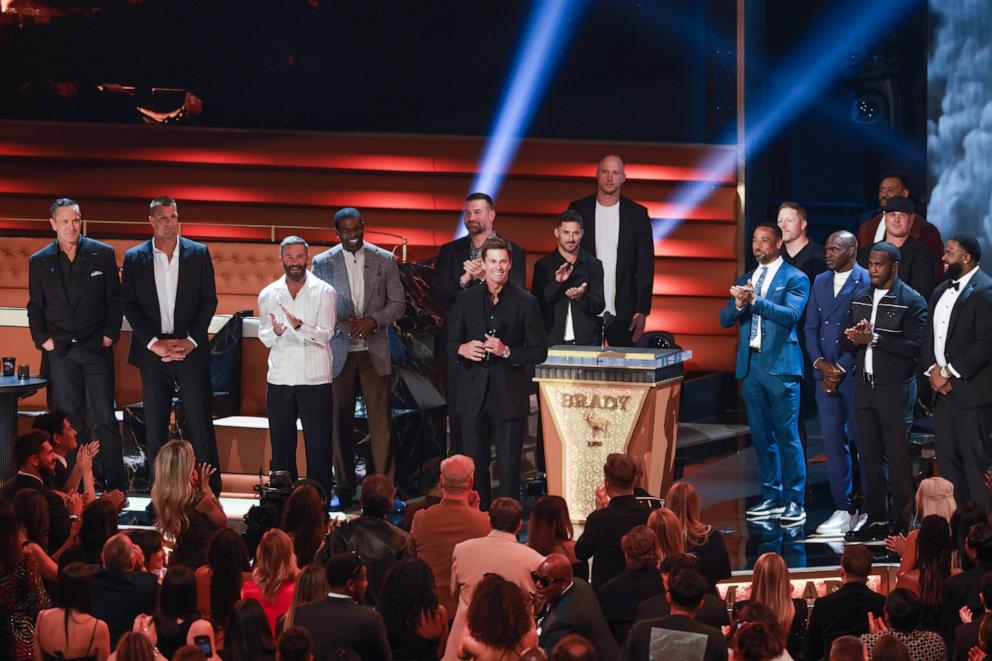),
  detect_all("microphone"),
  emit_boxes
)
[601,312,615,350]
